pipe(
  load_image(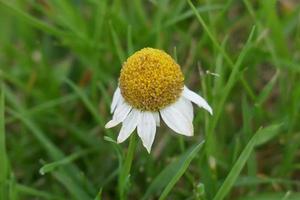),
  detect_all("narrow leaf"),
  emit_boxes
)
[256,69,280,106]
[40,148,96,175]
[255,123,283,146]
[159,141,205,200]
[0,85,8,200]
[213,127,264,200]
[143,141,205,200]
[109,22,126,64]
